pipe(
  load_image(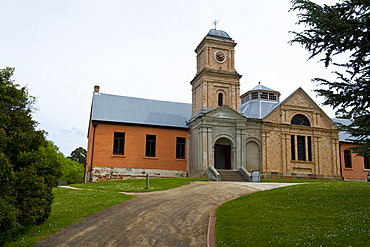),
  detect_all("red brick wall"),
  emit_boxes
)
[86,122,188,172]
[340,142,369,180]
